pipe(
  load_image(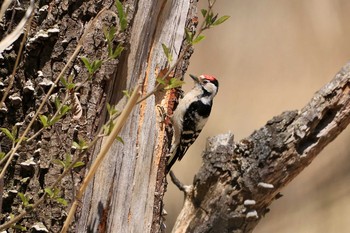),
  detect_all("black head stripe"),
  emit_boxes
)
[210,79,219,88]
